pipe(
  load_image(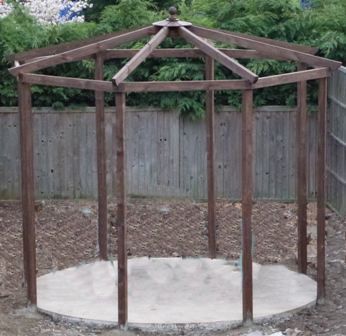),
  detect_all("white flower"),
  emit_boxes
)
[0,2,12,18]
[0,0,93,24]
